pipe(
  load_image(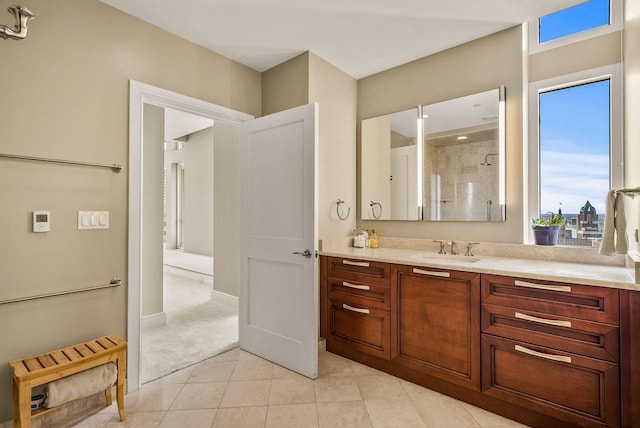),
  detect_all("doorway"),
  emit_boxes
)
[128,81,253,391]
